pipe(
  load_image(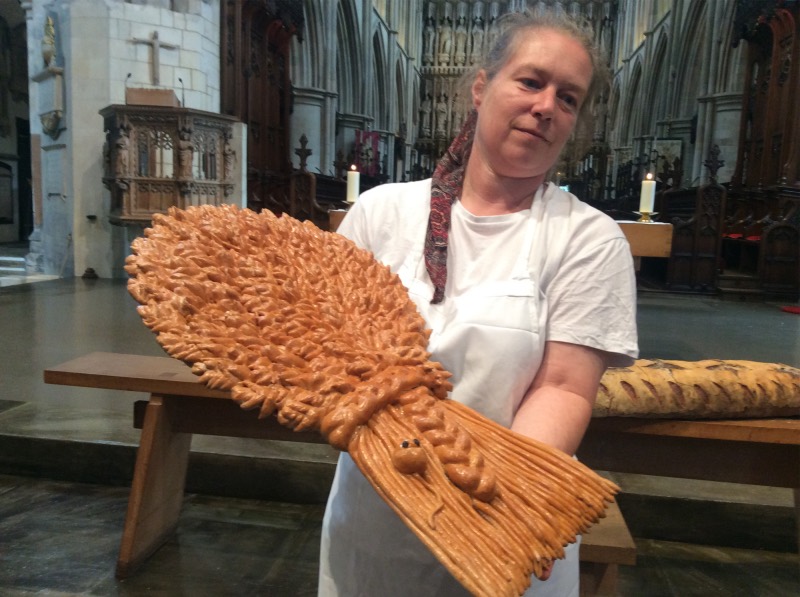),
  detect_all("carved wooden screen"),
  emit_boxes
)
[666,180,727,293]
[220,0,302,214]
[735,6,799,189]
[767,10,798,186]
[728,2,800,299]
